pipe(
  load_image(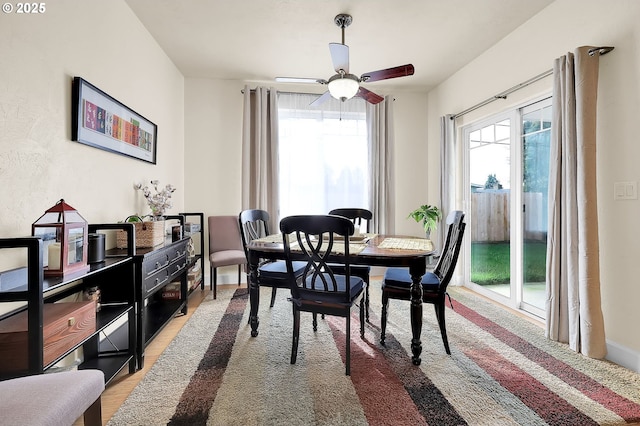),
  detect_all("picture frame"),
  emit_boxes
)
[71,77,157,164]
